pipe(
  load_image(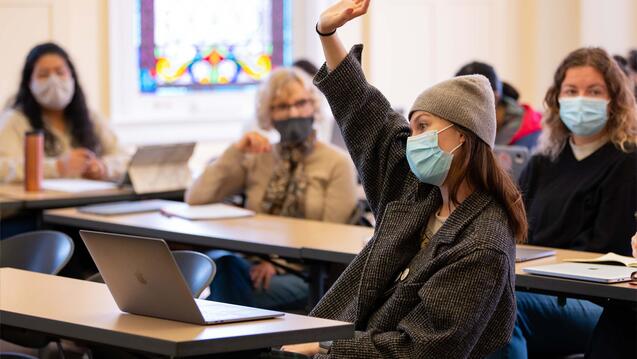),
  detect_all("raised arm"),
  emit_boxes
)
[313,0,420,218]
[317,0,370,71]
